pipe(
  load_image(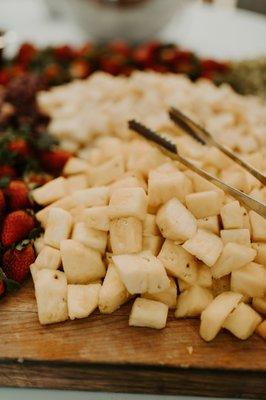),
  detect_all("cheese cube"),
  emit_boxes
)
[158,240,197,284]
[72,222,107,253]
[252,243,266,265]
[223,303,262,340]
[156,198,197,242]
[231,262,266,298]
[98,263,130,314]
[220,201,243,229]
[113,251,170,295]
[32,177,67,206]
[34,269,68,325]
[88,155,125,186]
[67,283,101,320]
[142,235,163,256]
[35,246,61,270]
[185,191,223,218]
[148,168,192,207]
[175,286,213,318]
[73,187,109,207]
[109,187,147,221]
[44,207,73,249]
[252,296,266,315]
[183,229,223,267]
[66,174,88,192]
[212,243,256,279]
[197,216,219,235]
[129,298,168,329]
[249,211,266,242]
[220,229,251,246]
[141,277,177,308]
[63,157,88,175]
[200,291,243,341]
[60,240,106,284]
[143,214,160,236]
[109,217,142,254]
[84,206,110,231]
